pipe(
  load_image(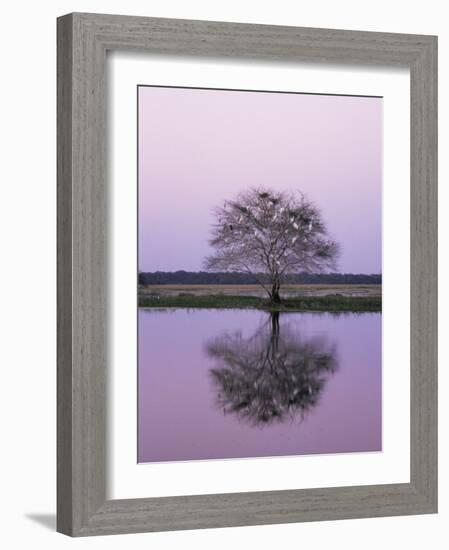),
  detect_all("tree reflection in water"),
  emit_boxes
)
[206,312,338,426]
